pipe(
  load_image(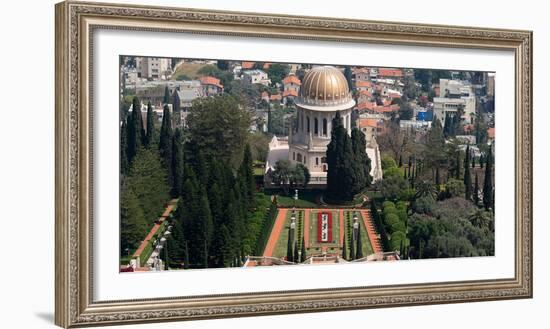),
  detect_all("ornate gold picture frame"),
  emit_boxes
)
[55,1,532,327]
